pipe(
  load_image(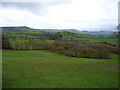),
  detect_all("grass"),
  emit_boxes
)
[2,50,119,88]
[3,31,118,46]
[0,50,2,89]
[83,37,118,45]
[61,33,118,45]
